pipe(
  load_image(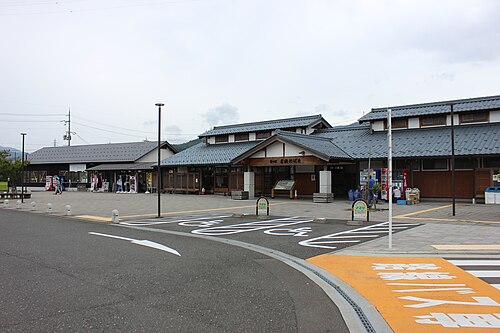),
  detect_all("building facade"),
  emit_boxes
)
[161,95,500,200]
